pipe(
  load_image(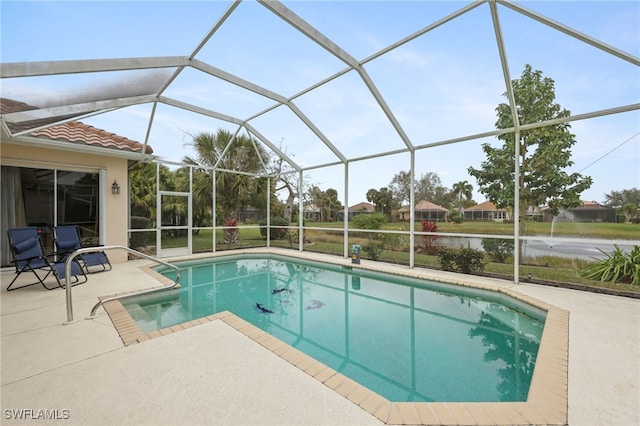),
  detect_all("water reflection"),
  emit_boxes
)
[468,303,543,401]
